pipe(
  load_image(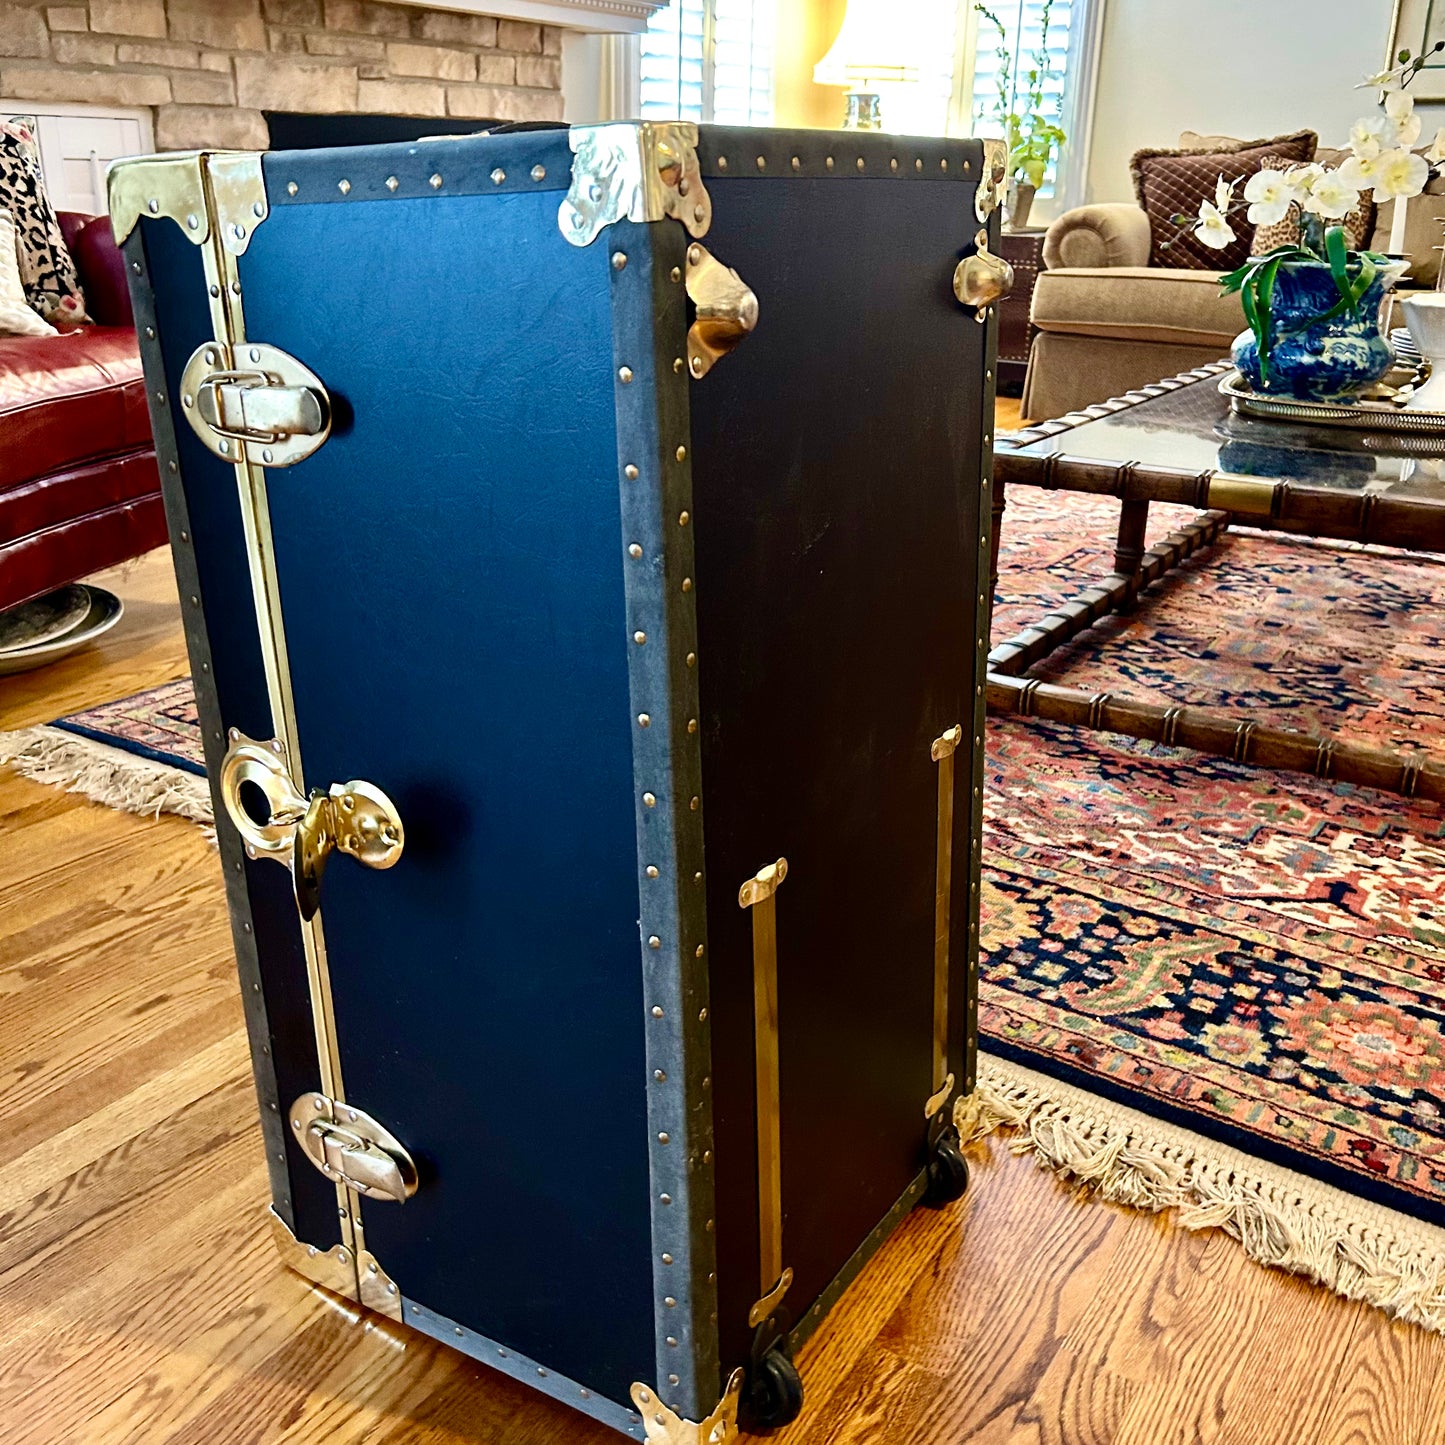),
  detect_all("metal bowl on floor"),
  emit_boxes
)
[0,586,125,676]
